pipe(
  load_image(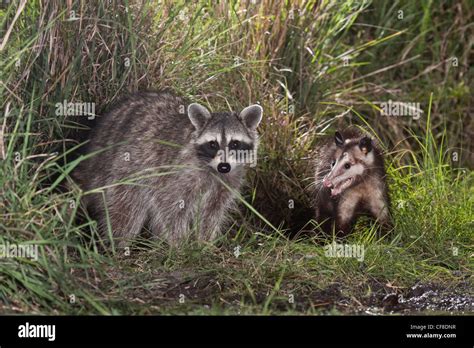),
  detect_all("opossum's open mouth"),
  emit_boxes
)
[331,177,353,197]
